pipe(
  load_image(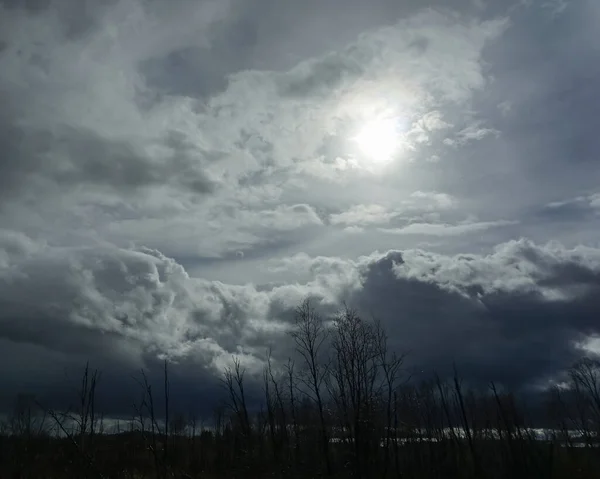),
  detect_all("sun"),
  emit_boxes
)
[353,117,401,164]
